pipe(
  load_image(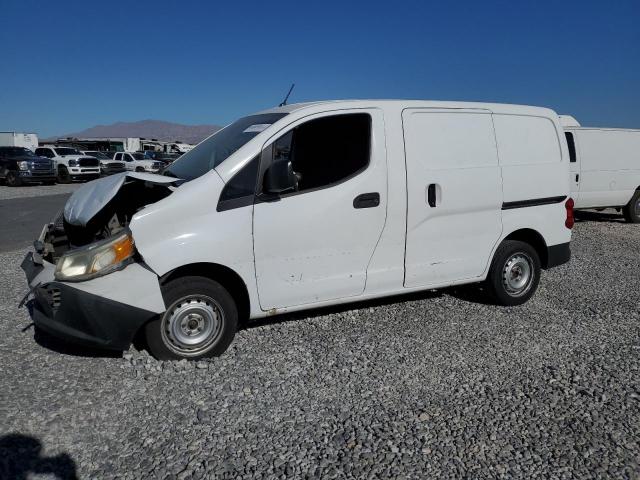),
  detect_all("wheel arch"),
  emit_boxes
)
[501,228,549,269]
[159,262,251,324]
